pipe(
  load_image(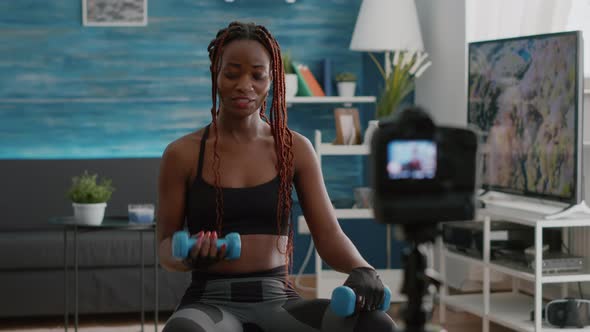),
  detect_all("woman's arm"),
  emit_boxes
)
[157,141,192,272]
[292,132,372,274]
